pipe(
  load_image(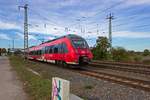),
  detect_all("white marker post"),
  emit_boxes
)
[52,77,70,100]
